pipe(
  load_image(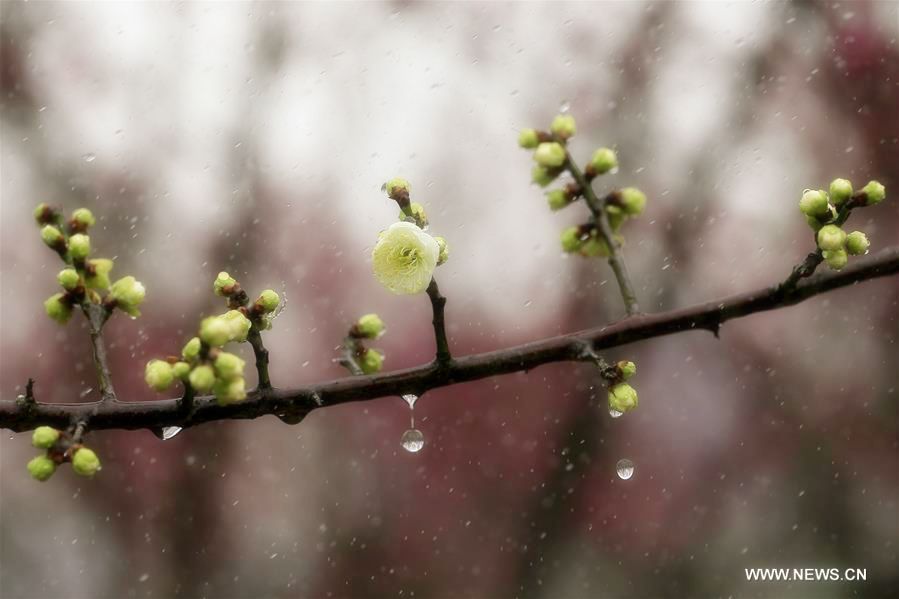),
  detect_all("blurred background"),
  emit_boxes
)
[1,2,897,597]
